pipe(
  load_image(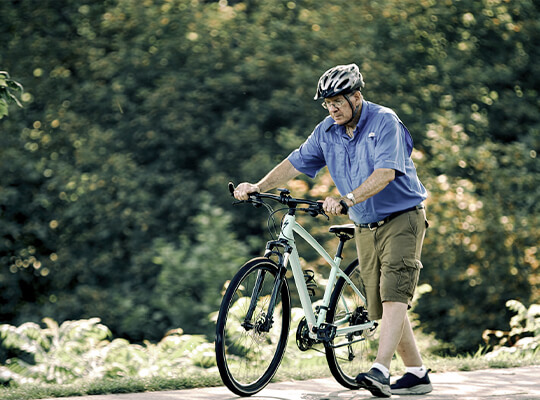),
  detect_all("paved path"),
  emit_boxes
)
[43,366,540,400]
